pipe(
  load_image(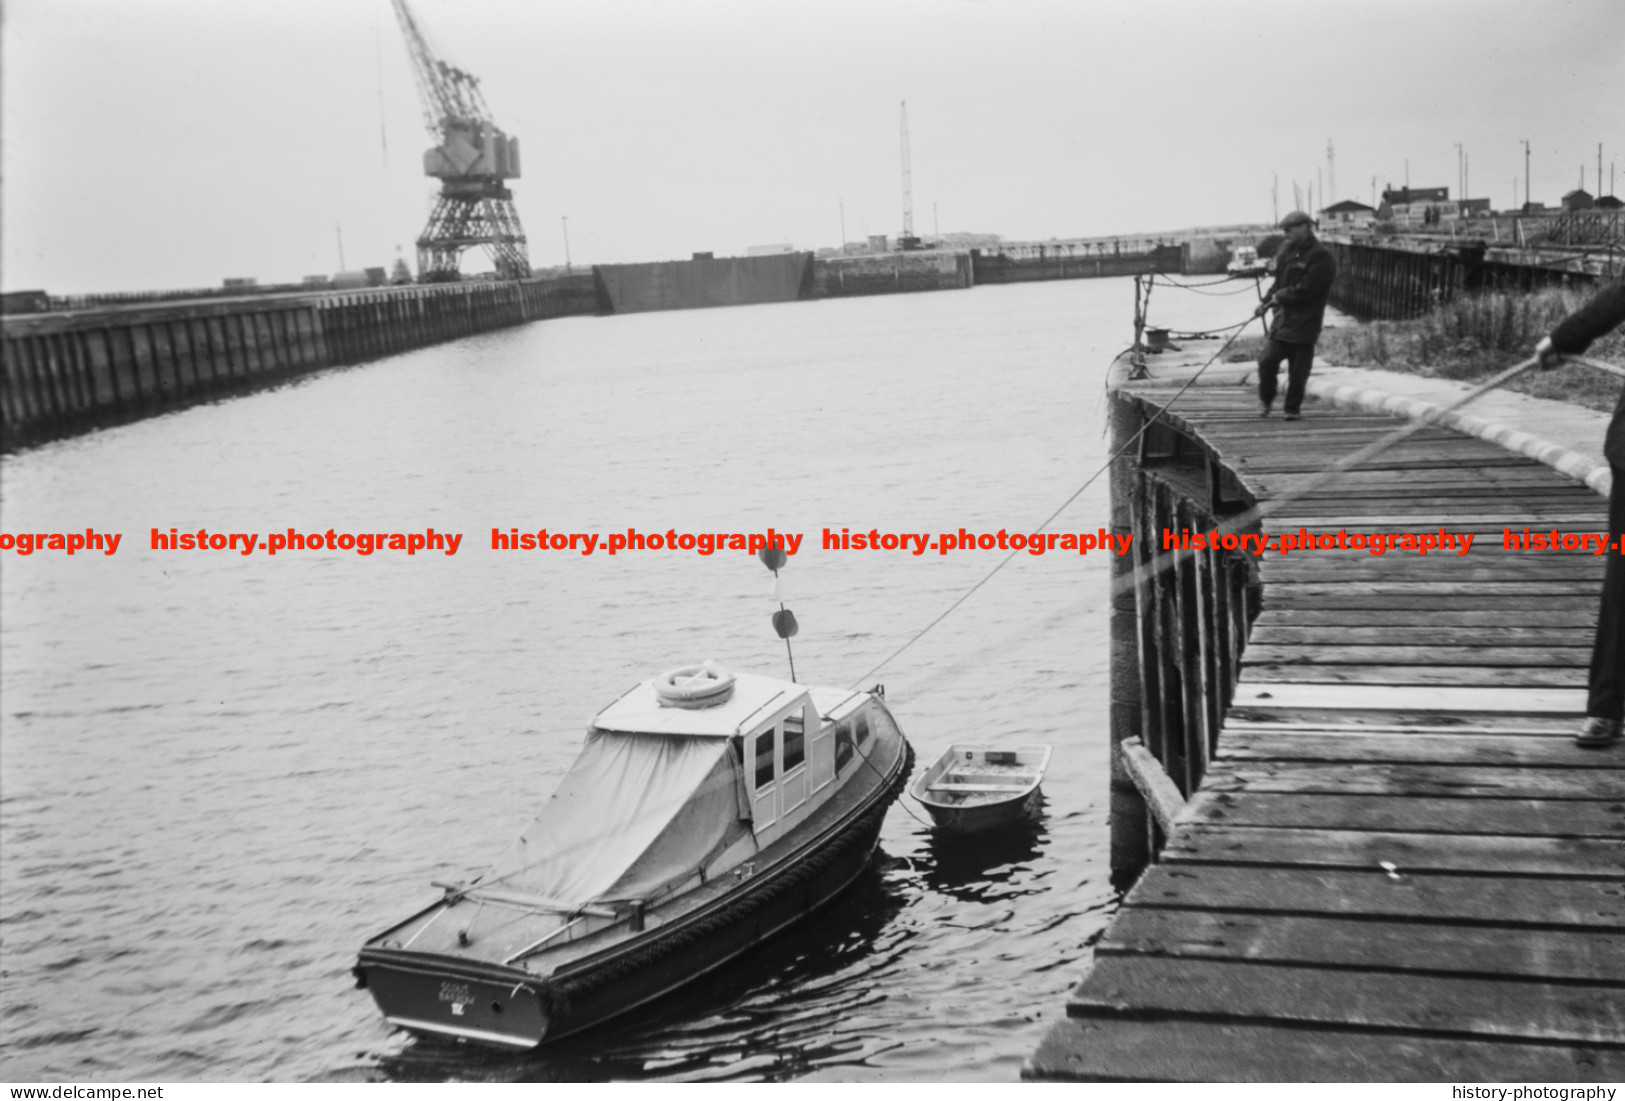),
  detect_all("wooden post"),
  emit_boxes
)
[1109,392,1152,883]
